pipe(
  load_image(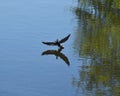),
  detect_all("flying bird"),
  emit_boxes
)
[42,34,71,48]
